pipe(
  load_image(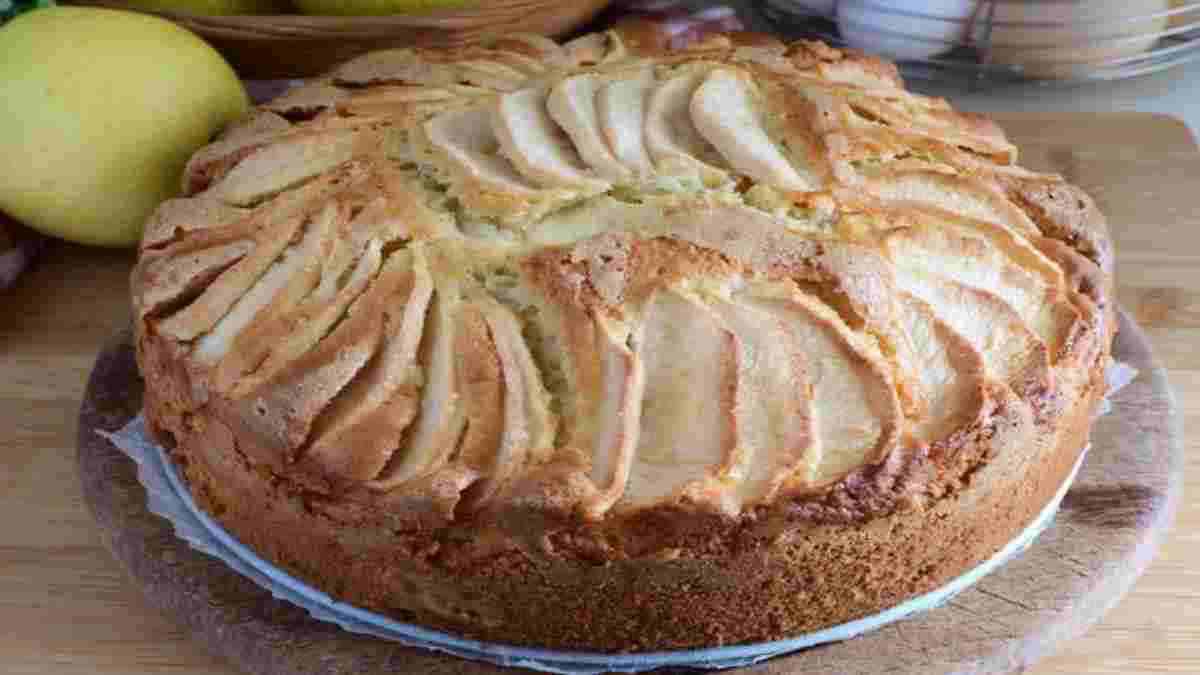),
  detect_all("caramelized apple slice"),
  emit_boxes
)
[658,203,895,331]
[449,302,506,479]
[198,202,339,368]
[645,72,729,186]
[183,117,290,196]
[157,214,304,342]
[338,85,460,118]
[156,162,397,344]
[893,292,987,441]
[894,266,1050,399]
[207,130,361,206]
[891,227,1044,317]
[691,69,816,191]
[332,49,455,87]
[888,225,1072,357]
[216,246,417,462]
[707,294,813,505]
[864,171,1040,239]
[370,289,465,489]
[424,106,539,196]
[744,284,901,487]
[134,240,252,320]
[621,289,738,508]
[492,87,608,191]
[558,313,645,519]
[227,238,383,398]
[657,203,791,269]
[440,292,557,509]
[142,198,248,250]
[933,211,1065,292]
[484,296,554,454]
[547,74,632,182]
[597,68,655,176]
[303,249,434,482]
